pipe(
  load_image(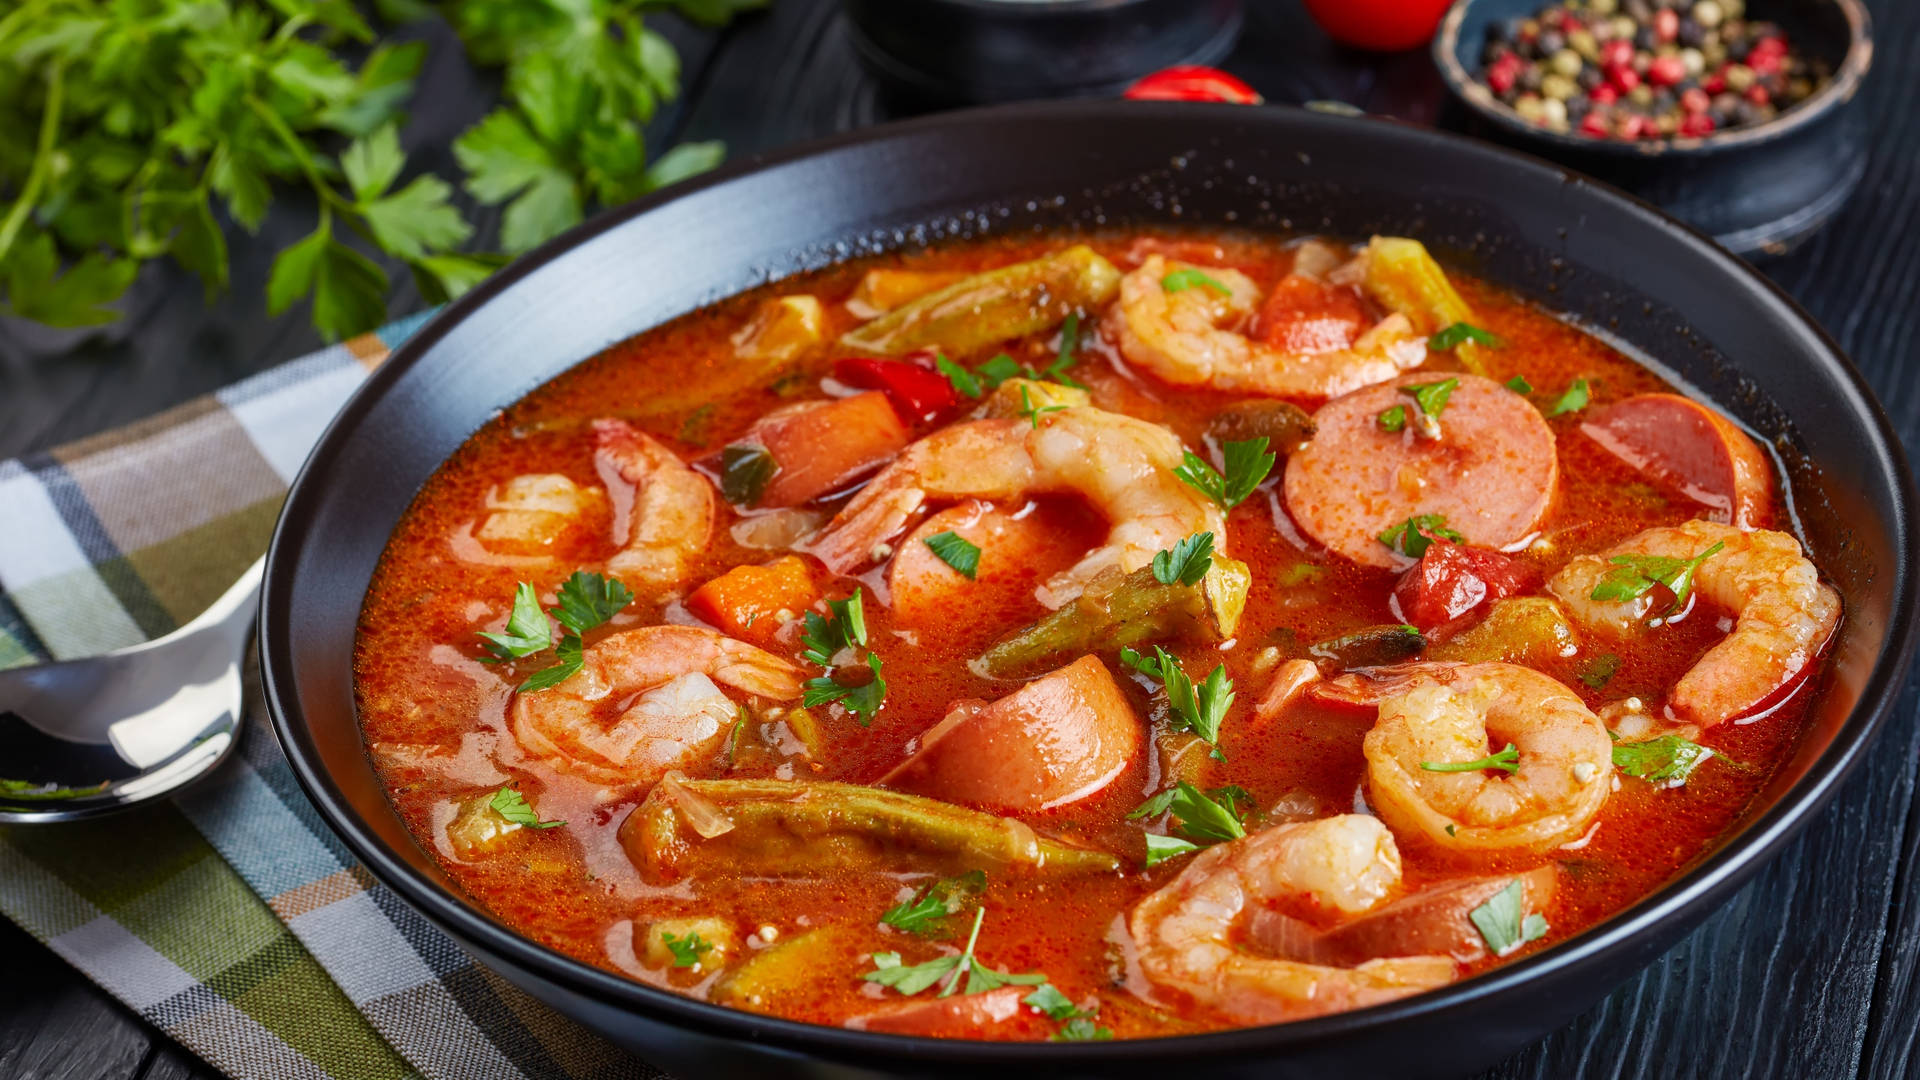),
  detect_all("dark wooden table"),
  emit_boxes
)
[5,1,1919,1077]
